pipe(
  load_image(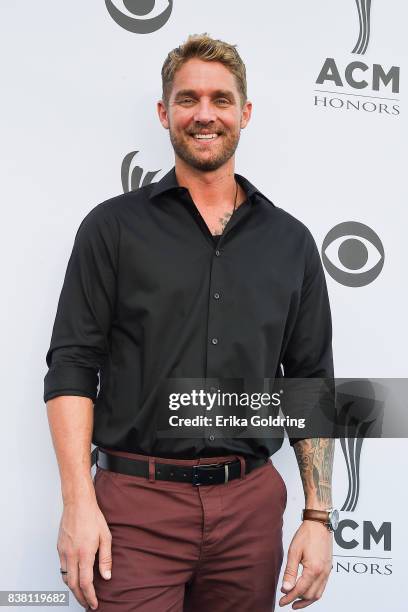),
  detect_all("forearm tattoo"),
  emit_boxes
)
[293,438,335,507]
